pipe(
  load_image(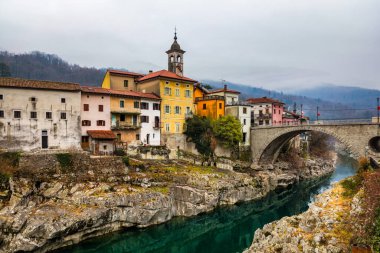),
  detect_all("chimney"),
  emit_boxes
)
[149,70,153,73]
[224,84,227,90]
